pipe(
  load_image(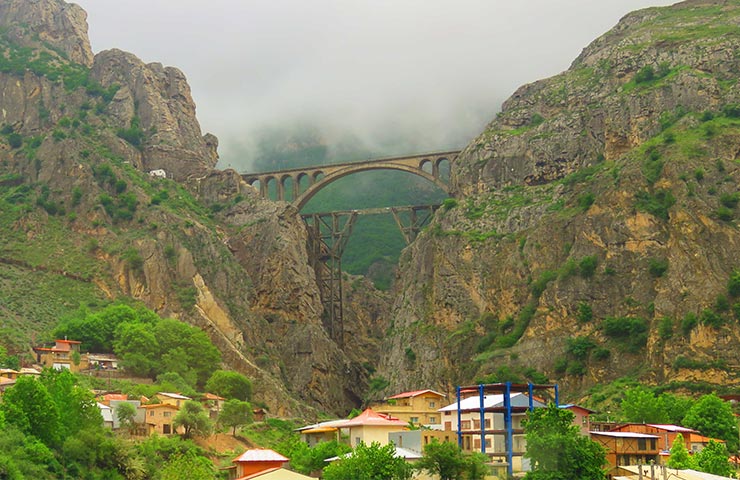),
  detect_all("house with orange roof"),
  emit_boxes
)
[296,418,346,446]
[369,389,447,427]
[203,392,226,419]
[333,408,408,448]
[33,339,89,372]
[225,448,289,479]
[230,468,313,480]
[140,403,180,435]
